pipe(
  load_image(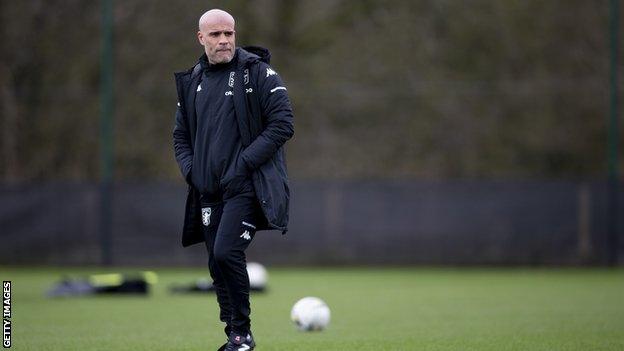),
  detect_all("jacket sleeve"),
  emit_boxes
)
[240,62,294,171]
[173,102,193,183]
